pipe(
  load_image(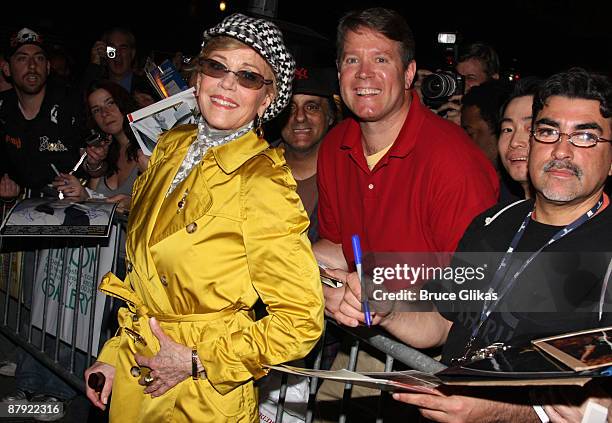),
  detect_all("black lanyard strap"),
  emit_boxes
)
[467,195,605,346]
